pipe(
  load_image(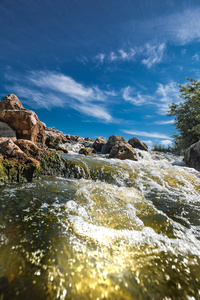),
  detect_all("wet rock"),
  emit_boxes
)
[184,141,200,169]
[40,150,67,176]
[104,135,126,154]
[0,139,40,182]
[15,139,42,159]
[79,147,93,156]
[45,126,68,149]
[109,142,137,160]
[0,138,40,165]
[84,137,95,142]
[0,121,16,141]
[70,135,84,143]
[128,137,148,151]
[0,94,45,146]
[93,137,107,153]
